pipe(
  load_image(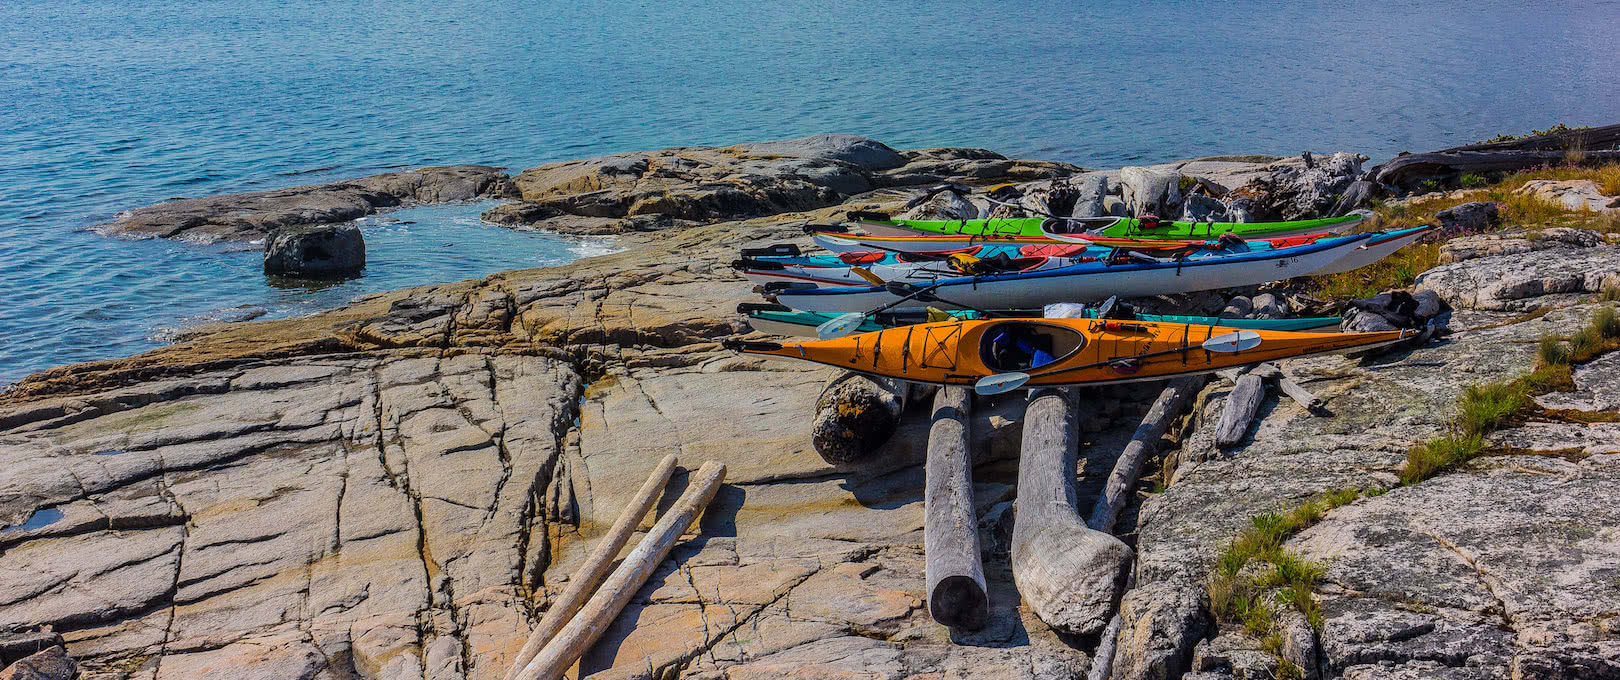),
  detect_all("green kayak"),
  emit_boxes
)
[849,213,1365,241]
[739,303,1342,338]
